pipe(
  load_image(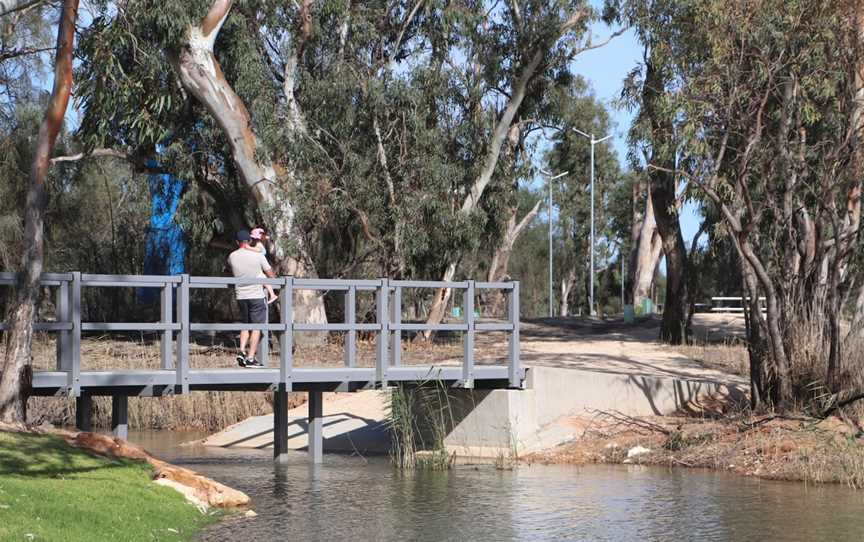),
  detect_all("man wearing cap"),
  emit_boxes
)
[228,229,276,368]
